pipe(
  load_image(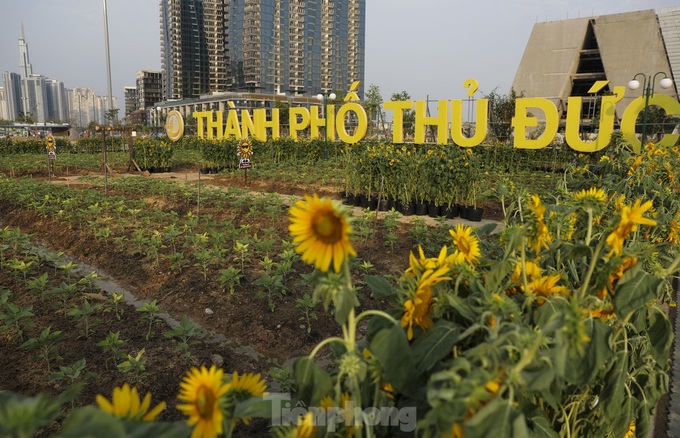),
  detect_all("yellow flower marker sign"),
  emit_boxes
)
[167,79,679,153]
[164,110,184,142]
